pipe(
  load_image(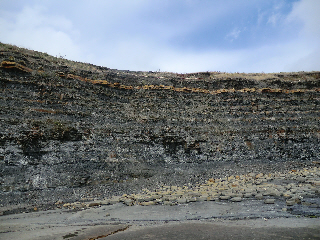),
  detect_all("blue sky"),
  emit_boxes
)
[0,0,319,73]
